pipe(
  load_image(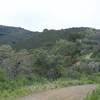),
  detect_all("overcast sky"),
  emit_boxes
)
[0,0,100,31]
